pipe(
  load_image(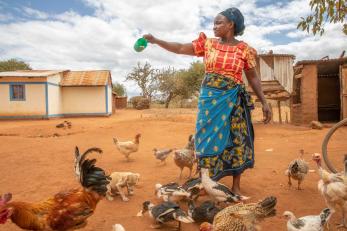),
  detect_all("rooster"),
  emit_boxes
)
[312,153,347,229]
[113,134,141,161]
[0,147,110,230]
